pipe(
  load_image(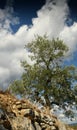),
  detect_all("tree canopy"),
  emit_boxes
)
[9,35,77,109]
